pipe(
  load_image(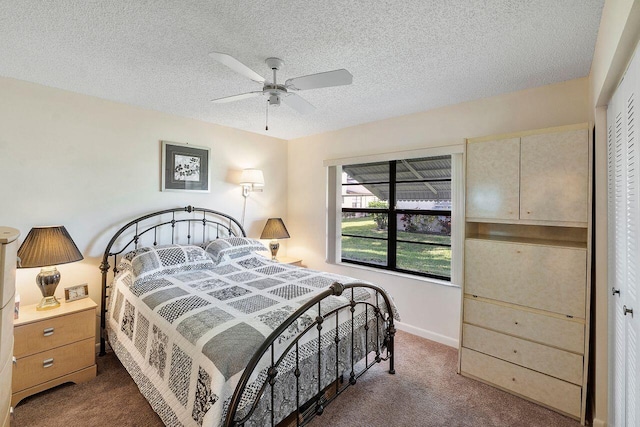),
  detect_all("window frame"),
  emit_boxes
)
[325,146,464,287]
[339,159,452,280]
